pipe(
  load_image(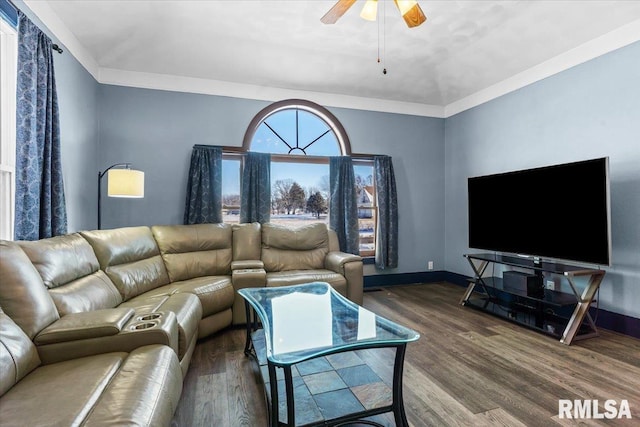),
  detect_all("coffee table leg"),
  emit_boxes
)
[284,366,295,426]
[392,344,409,427]
[243,301,253,356]
[268,363,279,427]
